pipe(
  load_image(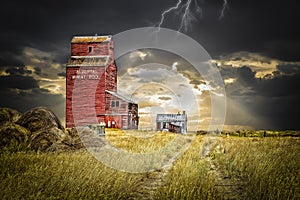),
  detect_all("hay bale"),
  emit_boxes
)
[65,128,84,149]
[0,123,30,147]
[28,127,66,151]
[28,126,85,152]
[0,108,21,125]
[16,107,64,132]
[45,134,81,152]
[14,107,70,151]
[0,107,86,152]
